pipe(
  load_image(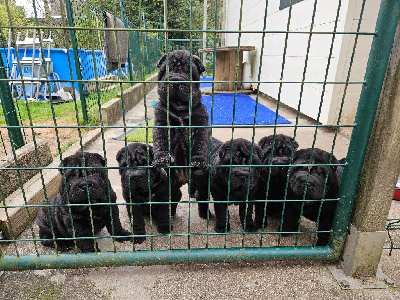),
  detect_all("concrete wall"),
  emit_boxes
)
[327,0,381,129]
[0,139,52,199]
[101,74,158,125]
[223,0,381,125]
